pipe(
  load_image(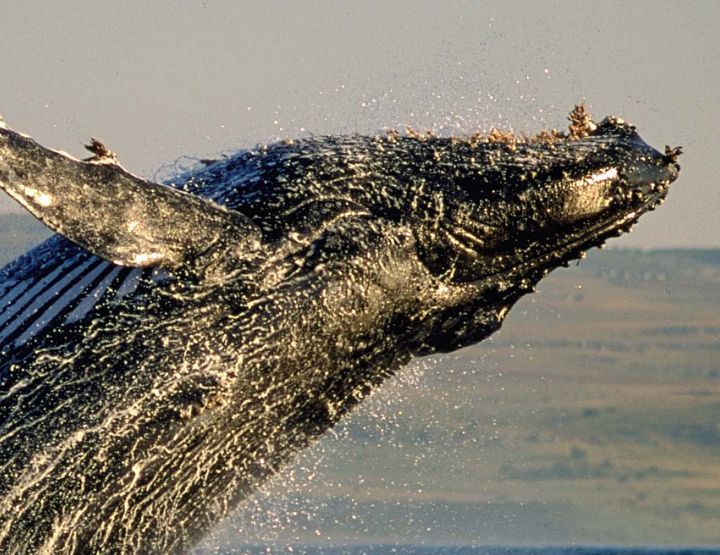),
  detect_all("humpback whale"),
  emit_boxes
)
[0,107,680,554]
